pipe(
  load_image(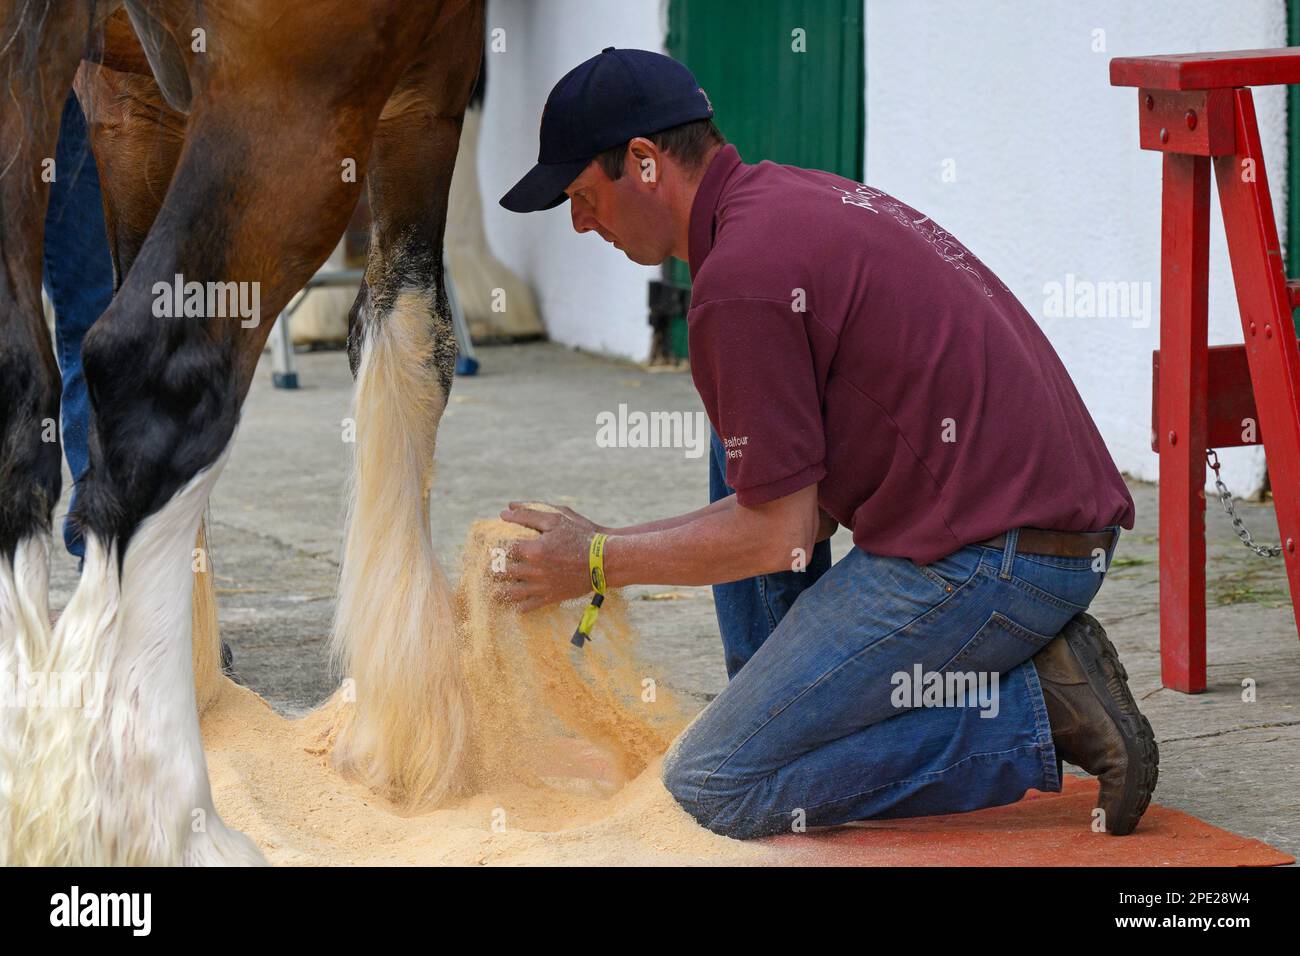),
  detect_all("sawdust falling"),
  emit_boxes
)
[200,518,767,865]
[455,517,681,793]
